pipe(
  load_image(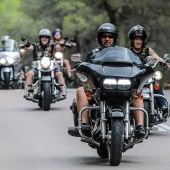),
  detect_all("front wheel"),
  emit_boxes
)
[4,72,10,89]
[42,82,51,111]
[108,118,124,166]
